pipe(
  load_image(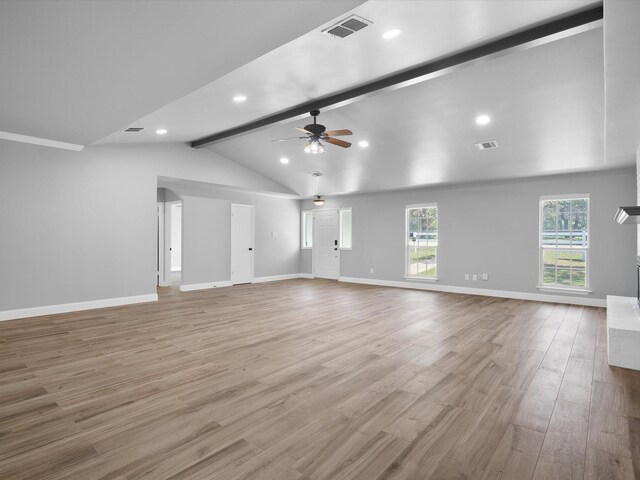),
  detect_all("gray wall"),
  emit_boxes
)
[301,168,636,300]
[163,184,300,283]
[182,196,230,285]
[0,140,299,312]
